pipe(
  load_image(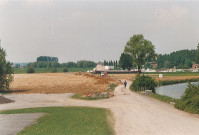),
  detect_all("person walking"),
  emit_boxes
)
[124,80,127,89]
